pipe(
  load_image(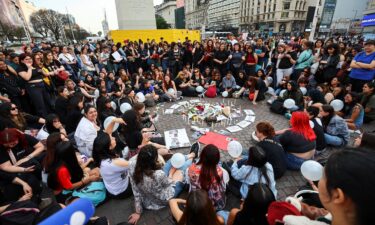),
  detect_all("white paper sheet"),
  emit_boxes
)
[244,109,255,116]
[226,126,242,133]
[237,120,251,128]
[165,109,174,114]
[111,51,122,61]
[245,116,256,122]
